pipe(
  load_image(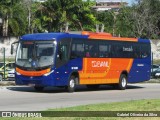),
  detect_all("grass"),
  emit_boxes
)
[48,99,160,111]
[0,99,160,120]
